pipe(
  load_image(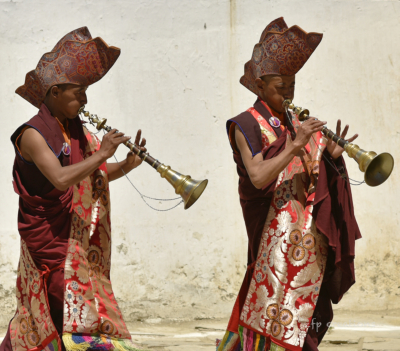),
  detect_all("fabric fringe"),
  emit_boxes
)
[62,333,146,351]
[241,326,270,351]
[216,330,241,351]
[216,326,271,351]
[43,338,59,351]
